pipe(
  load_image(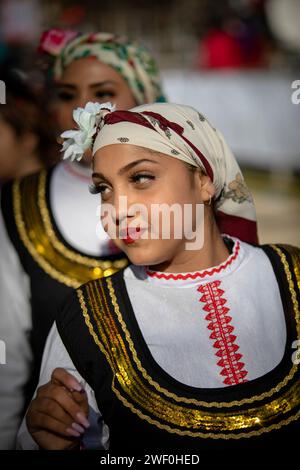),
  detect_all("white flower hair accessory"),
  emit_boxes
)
[60,101,115,161]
